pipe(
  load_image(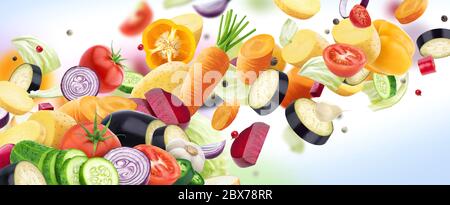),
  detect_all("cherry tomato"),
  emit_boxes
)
[59,123,121,158]
[120,2,153,36]
[79,45,124,93]
[349,5,372,28]
[134,145,181,185]
[323,44,367,78]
